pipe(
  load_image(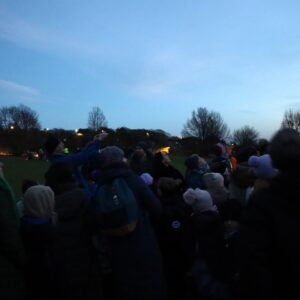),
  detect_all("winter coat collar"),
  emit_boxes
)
[97,163,131,183]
